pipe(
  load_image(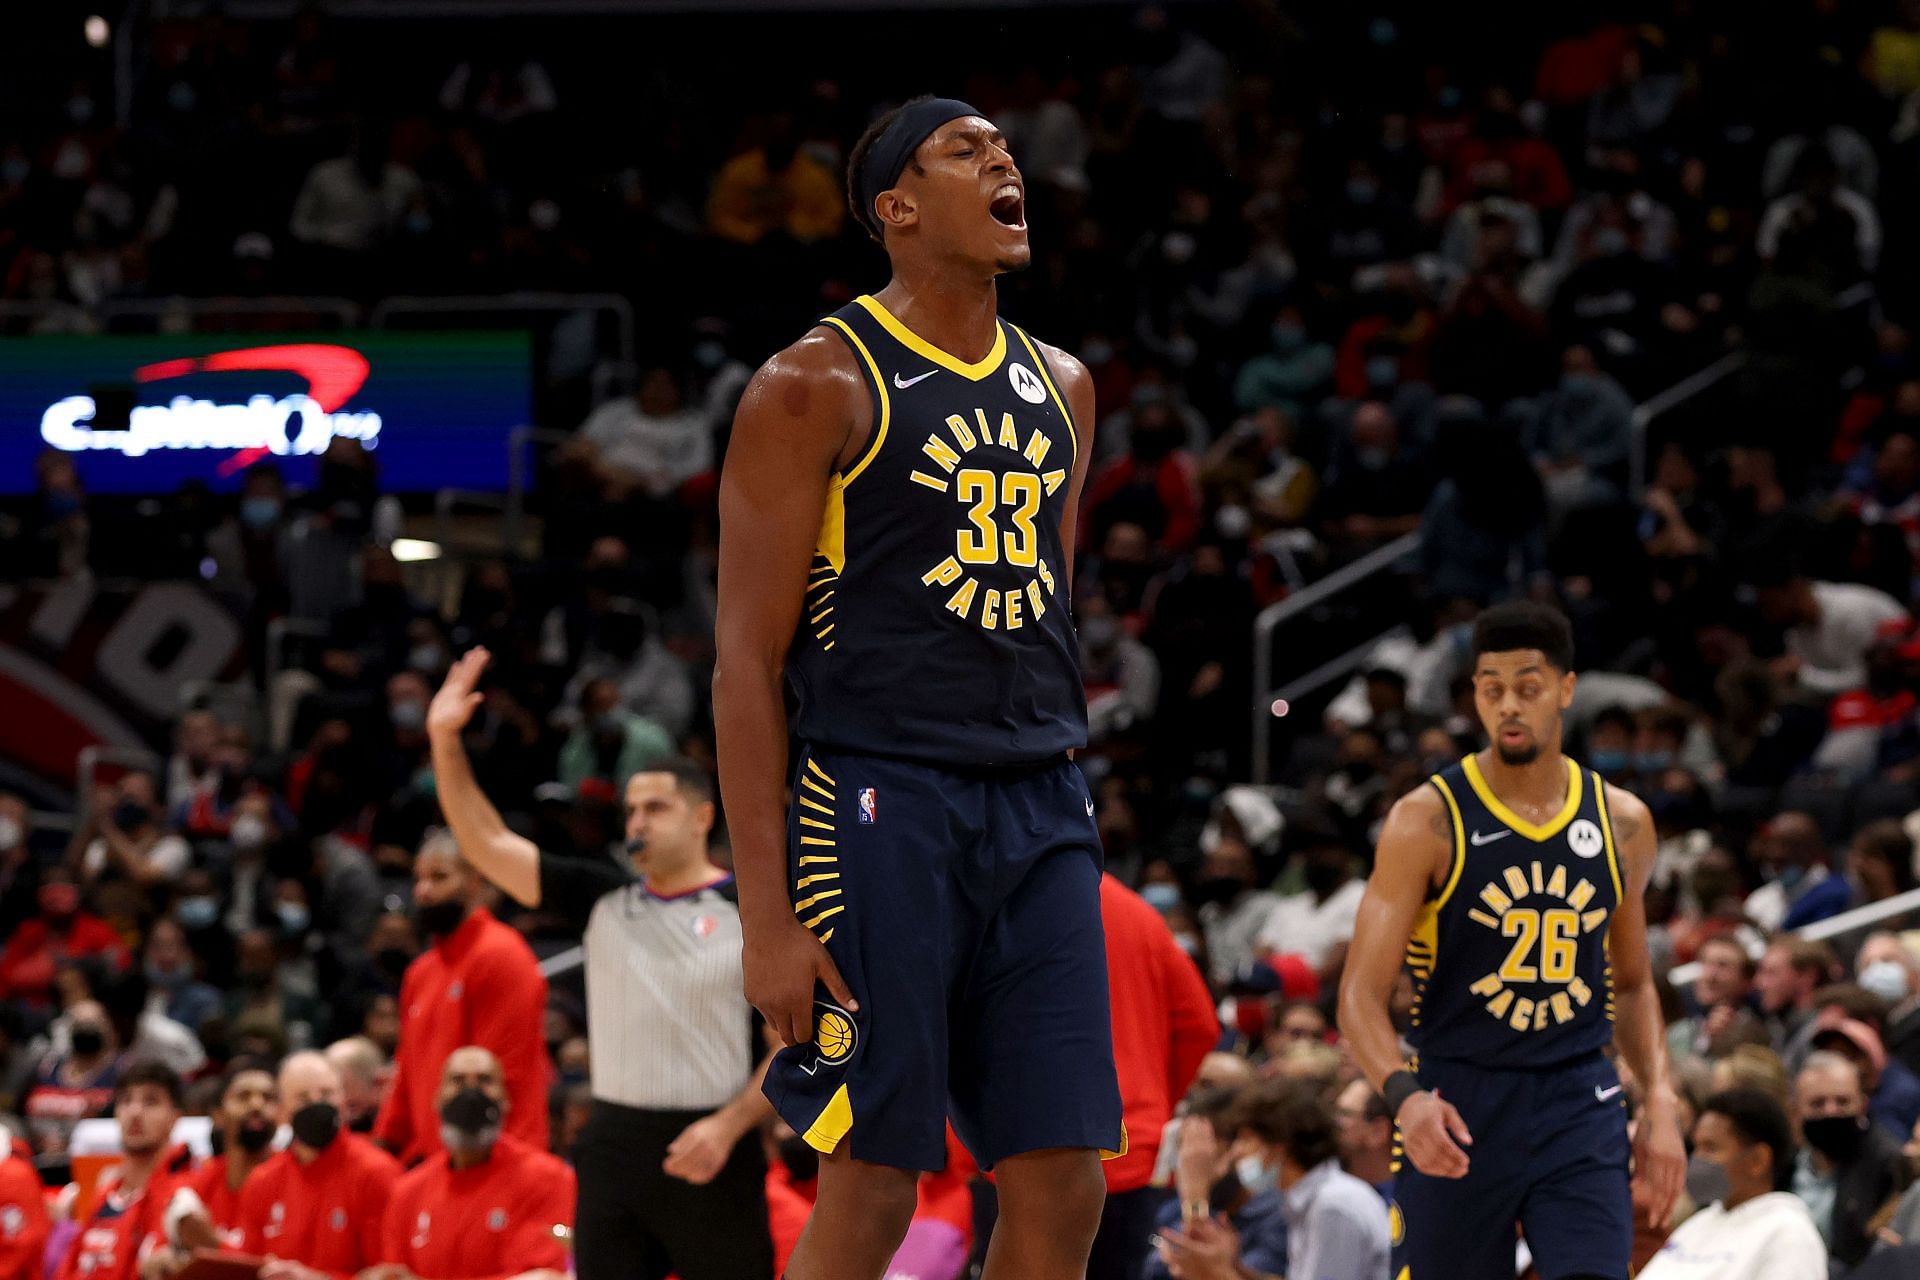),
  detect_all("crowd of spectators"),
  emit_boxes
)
[7,1,1920,1278]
